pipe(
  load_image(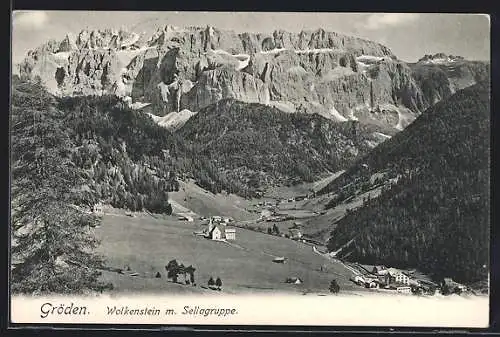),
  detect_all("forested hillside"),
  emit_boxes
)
[56,94,182,213]
[326,82,490,283]
[178,99,390,197]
